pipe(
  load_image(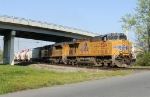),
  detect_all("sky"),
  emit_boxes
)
[0,0,137,52]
